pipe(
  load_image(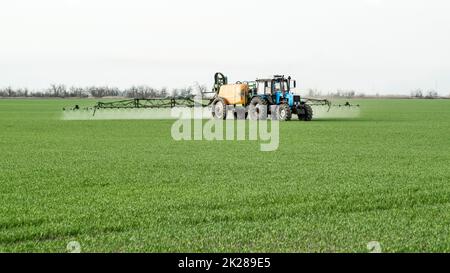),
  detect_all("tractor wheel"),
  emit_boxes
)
[277,103,292,121]
[298,104,313,121]
[212,98,227,120]
[248,97,268,120]
[233,107,248,120]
